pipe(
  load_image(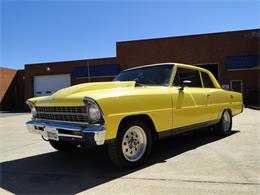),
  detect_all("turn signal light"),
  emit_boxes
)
[72,131,82,136]
[34,126,44,131]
